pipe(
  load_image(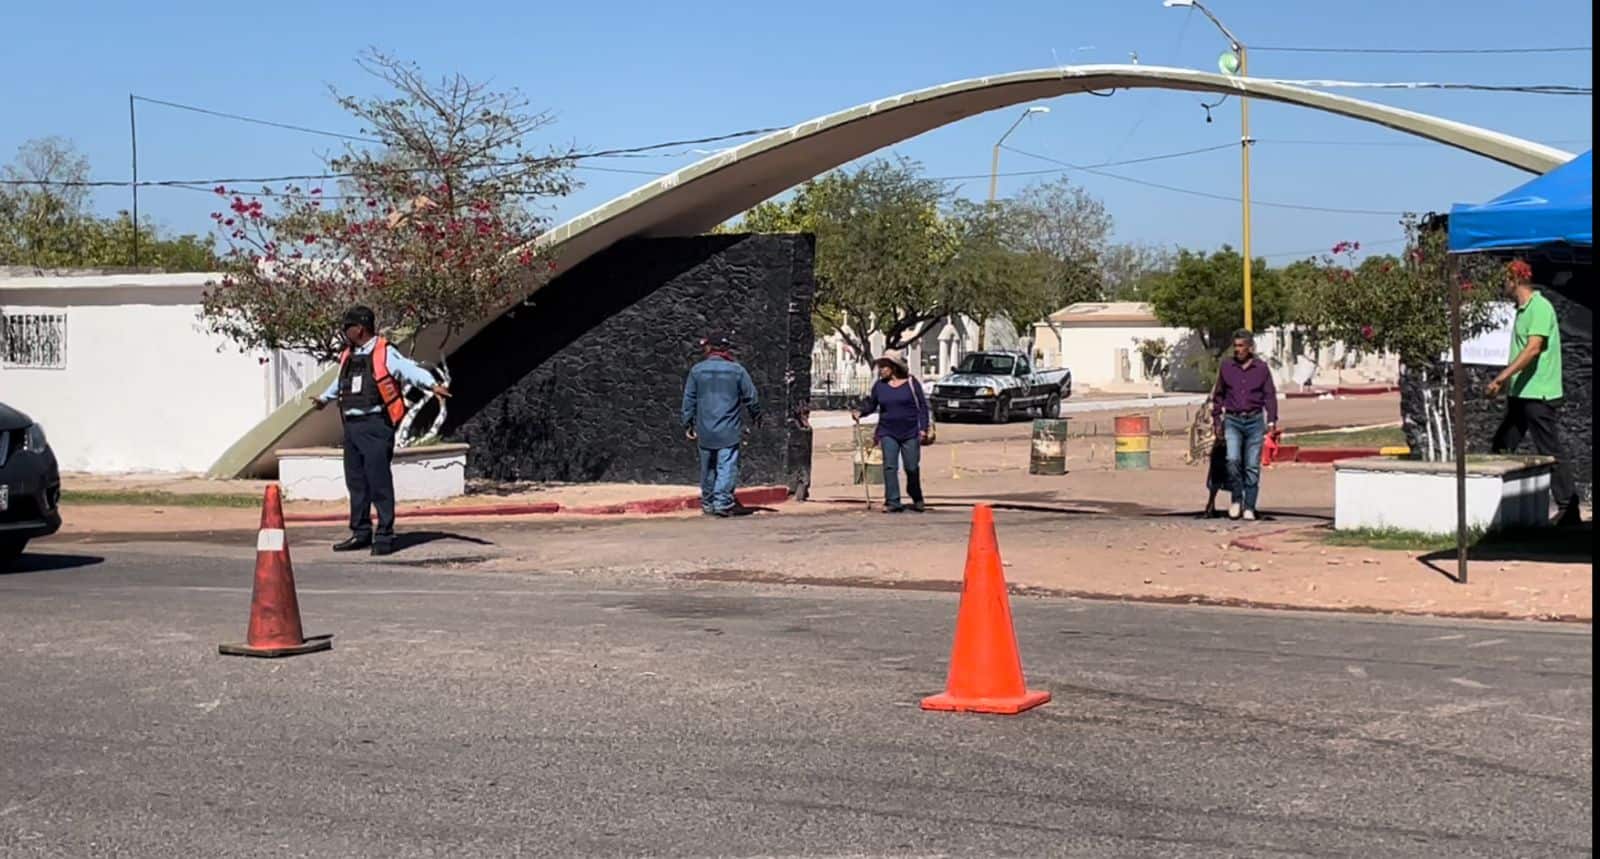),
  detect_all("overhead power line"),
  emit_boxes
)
[1000,144,1410,216]
[1252,45,1592,55]
[133,95,378,143]
[932,142,1234,181]
[0,127,788,190]
[1257,78,1590,96]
